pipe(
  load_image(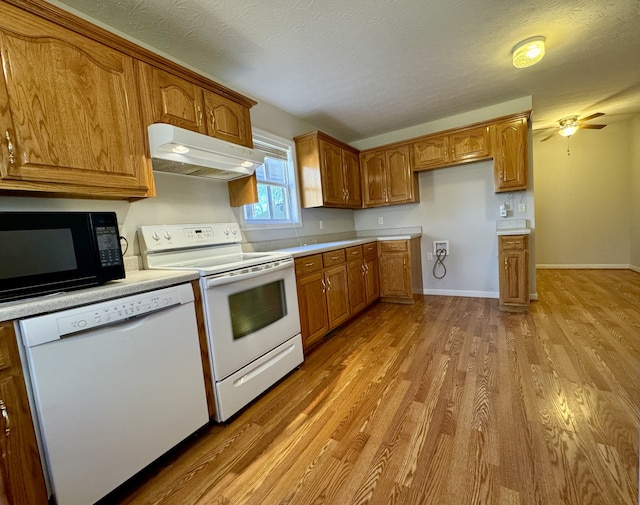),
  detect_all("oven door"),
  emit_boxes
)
[200,259,301,381]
